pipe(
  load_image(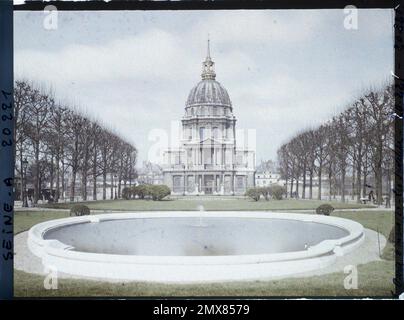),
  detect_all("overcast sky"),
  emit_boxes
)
[14,9,394,166]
